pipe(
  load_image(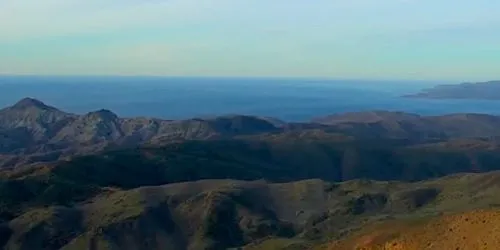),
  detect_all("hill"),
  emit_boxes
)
[312,111,500,139]
[2,132,500,196]
[3,170,500,249]
[404,80,500,100]
[325,209,500,250]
